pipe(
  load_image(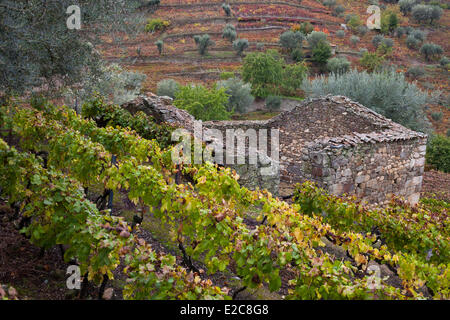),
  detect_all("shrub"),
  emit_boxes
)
[406,35,421,49]
[431,111,443,121]
[347,15,362,31]
[311,41,332,66]
[173,84,231,121]
[447,129,450,138]
[350,35,360,46]
[157,79,180,98]
[291,48,304,62]
[222,3,231,17]
[281,62,309,96]
[217,78,254,113]
[242,50,284,97]
[307,31,328,50]
[399,0,417,16]
[222,24,237,43]
[333,5,345,16]
[298,22,314,35]
[220,71,235,80]
[301,69,431,132]
[323,0,336,9]
[194,34,215,55]
[327,57,351,74]
[357,25,369,36]
[372,34,384,48]
[395,27,405,38]
[412,4,443,24]
[426,135,450,173]
[439,56,450,67]
[233,38,249,56]
[381,37,394,48]
[411,29,426,42]
[336,30,345,38]
[406,66,425,79]
[266,95,282,111]
[359,48,368,56]
[155,40,163,55]
[145,18,170,33]
[420,43,443,61]
[381,11,399,34]
[360,52,384,72]
[279,31,305,51]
